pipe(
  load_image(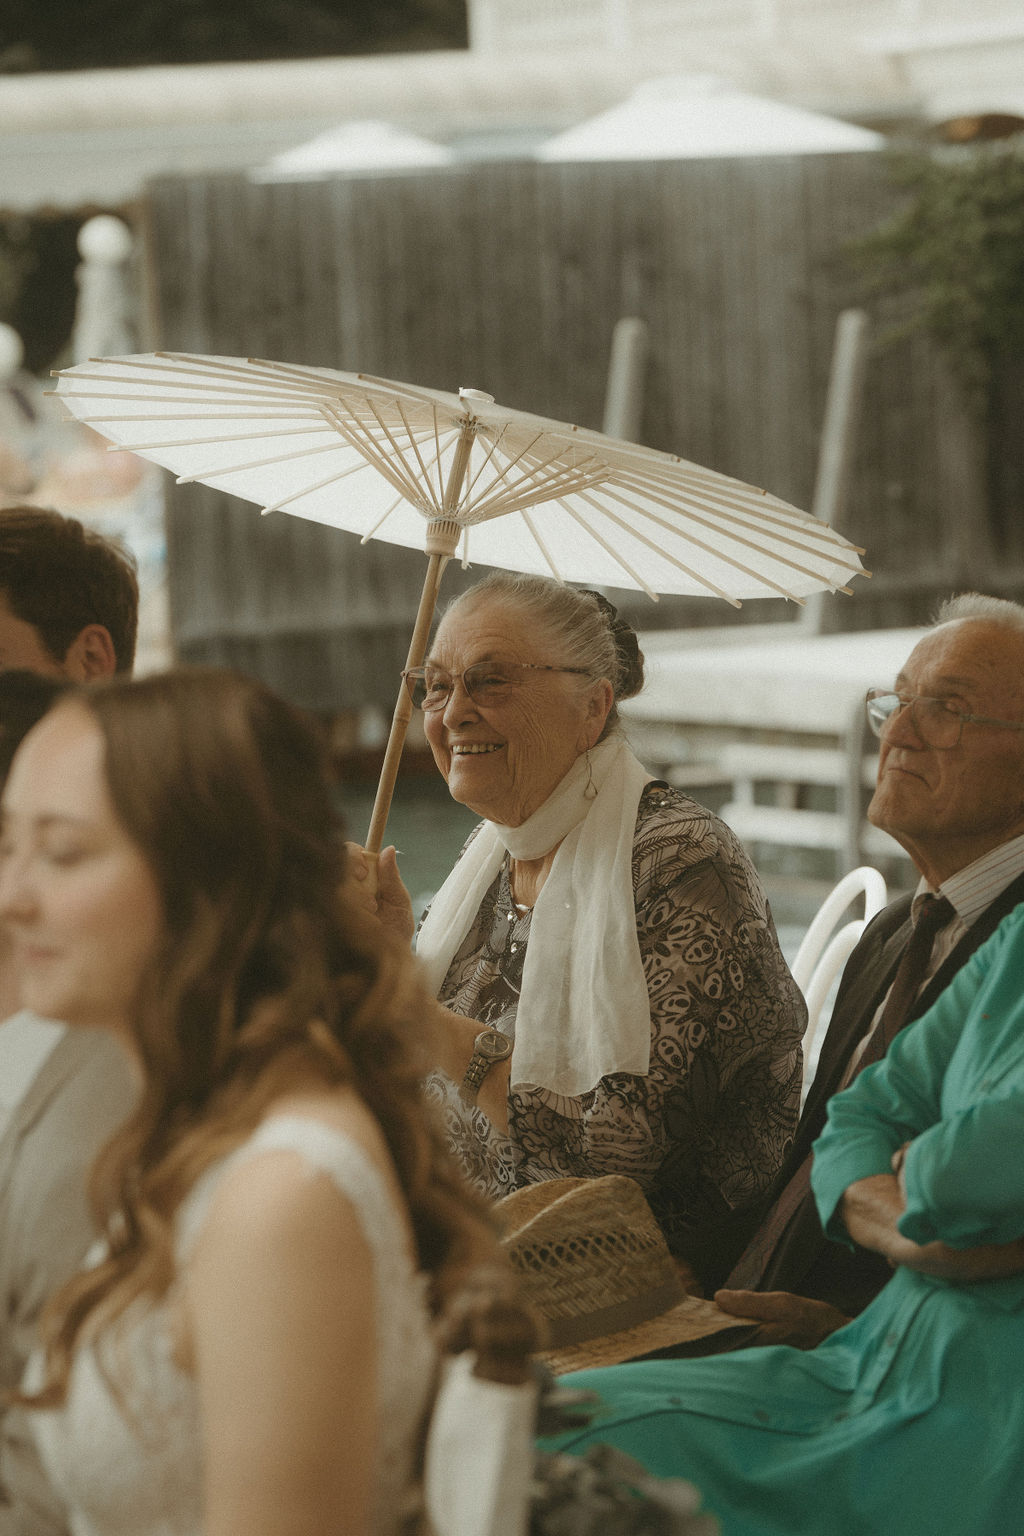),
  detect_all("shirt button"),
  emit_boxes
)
[510,943,518,953]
